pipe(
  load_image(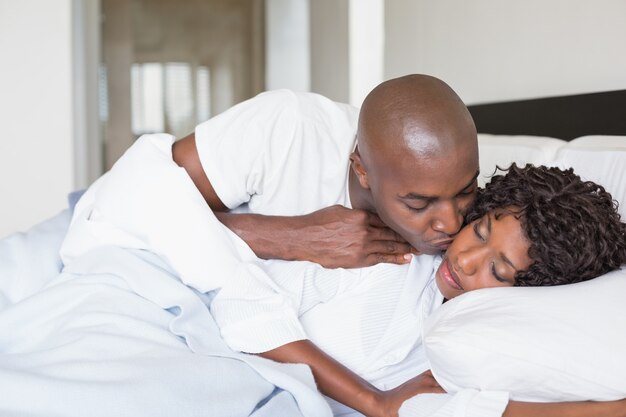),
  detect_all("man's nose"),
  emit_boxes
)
[432,200,464,236]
